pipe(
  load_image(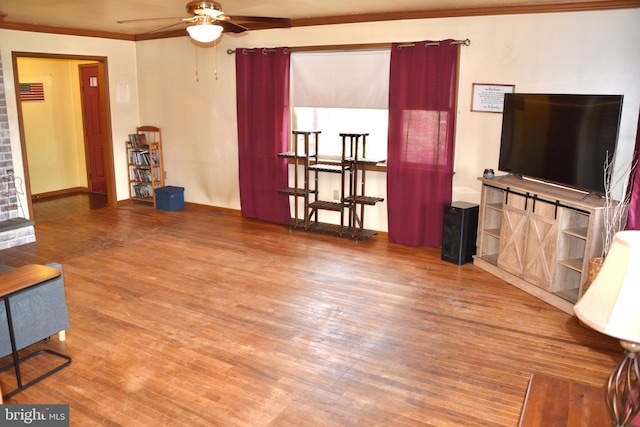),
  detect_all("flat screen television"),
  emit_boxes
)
[498,93,624,195]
